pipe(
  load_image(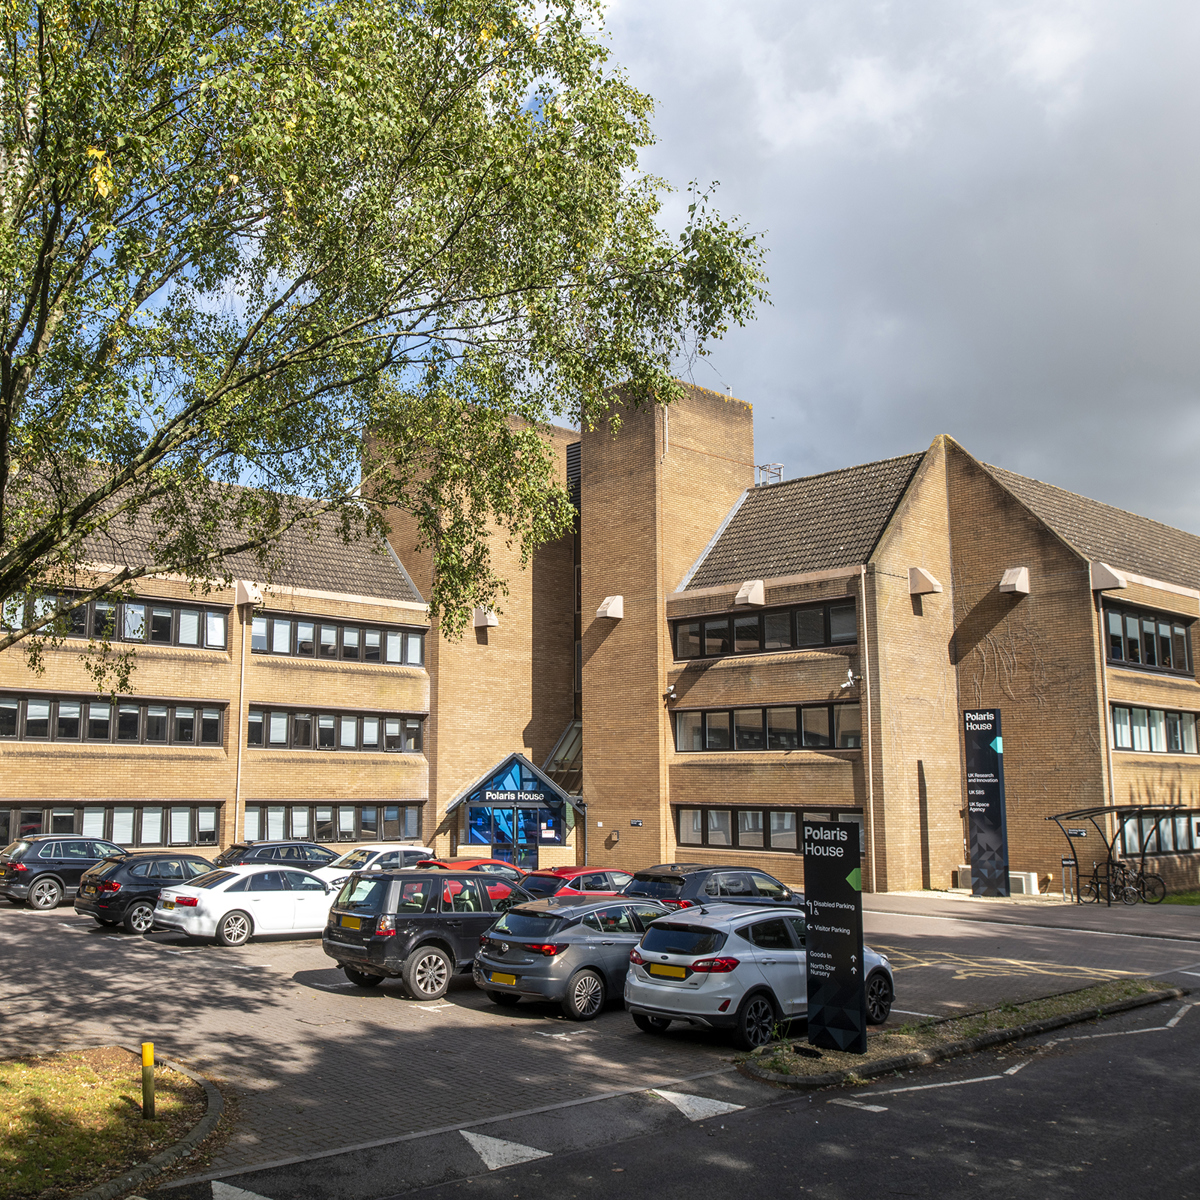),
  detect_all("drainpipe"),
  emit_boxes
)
[861,565,878,893]
[233,606,248,845]
[1096,593,1117,852]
